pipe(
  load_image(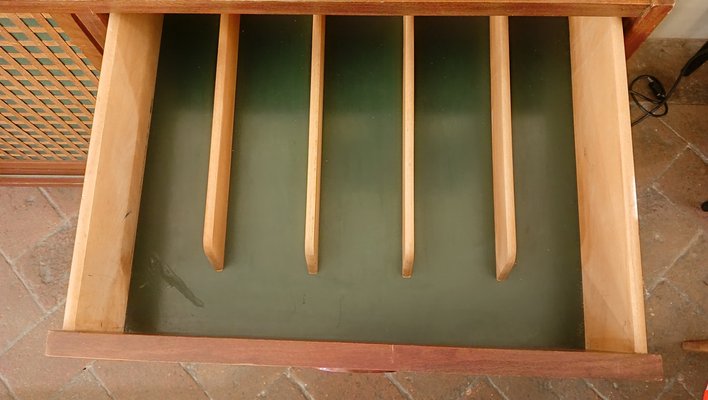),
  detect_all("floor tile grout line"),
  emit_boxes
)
[39,186,70,222]
[6,216,71,265]
[677,377,700,400]
[0,371,20,400]
[180,362,214,400]
[2,248,50,314]
[583,379,611,400]
[284,367,315,400]
[455,377,481,400]
[485,377,511,400]
[654,377,677,400]
[87,362,118,400]
[0,299,65,358]
[646,230,702,294]
[650,145,690,188]
[384,373,415,400]
[657,117,708,163]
